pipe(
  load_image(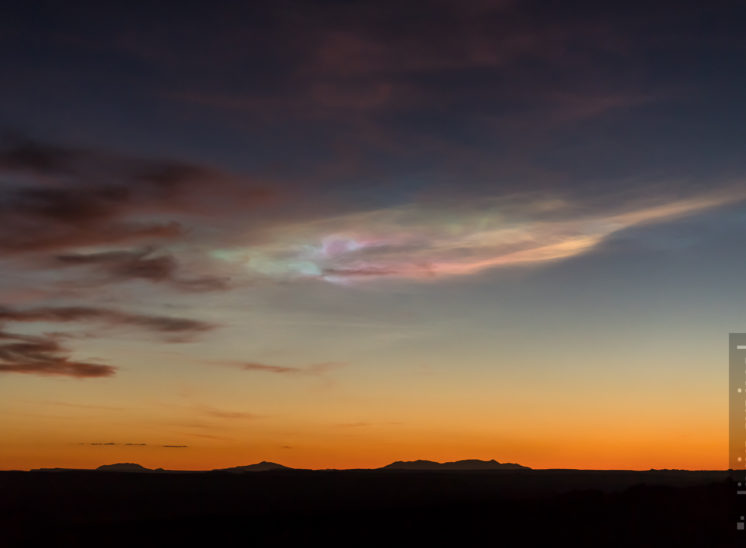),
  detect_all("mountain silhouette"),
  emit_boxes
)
[32,459,531,473]
[8,466,732,547]
[380,459,530,470]
[96,463,153,472]
[214,461,291,473]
